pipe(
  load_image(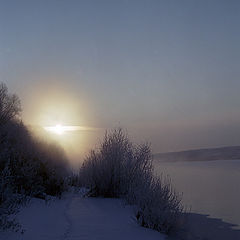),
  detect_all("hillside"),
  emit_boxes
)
[154,146,240,162]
